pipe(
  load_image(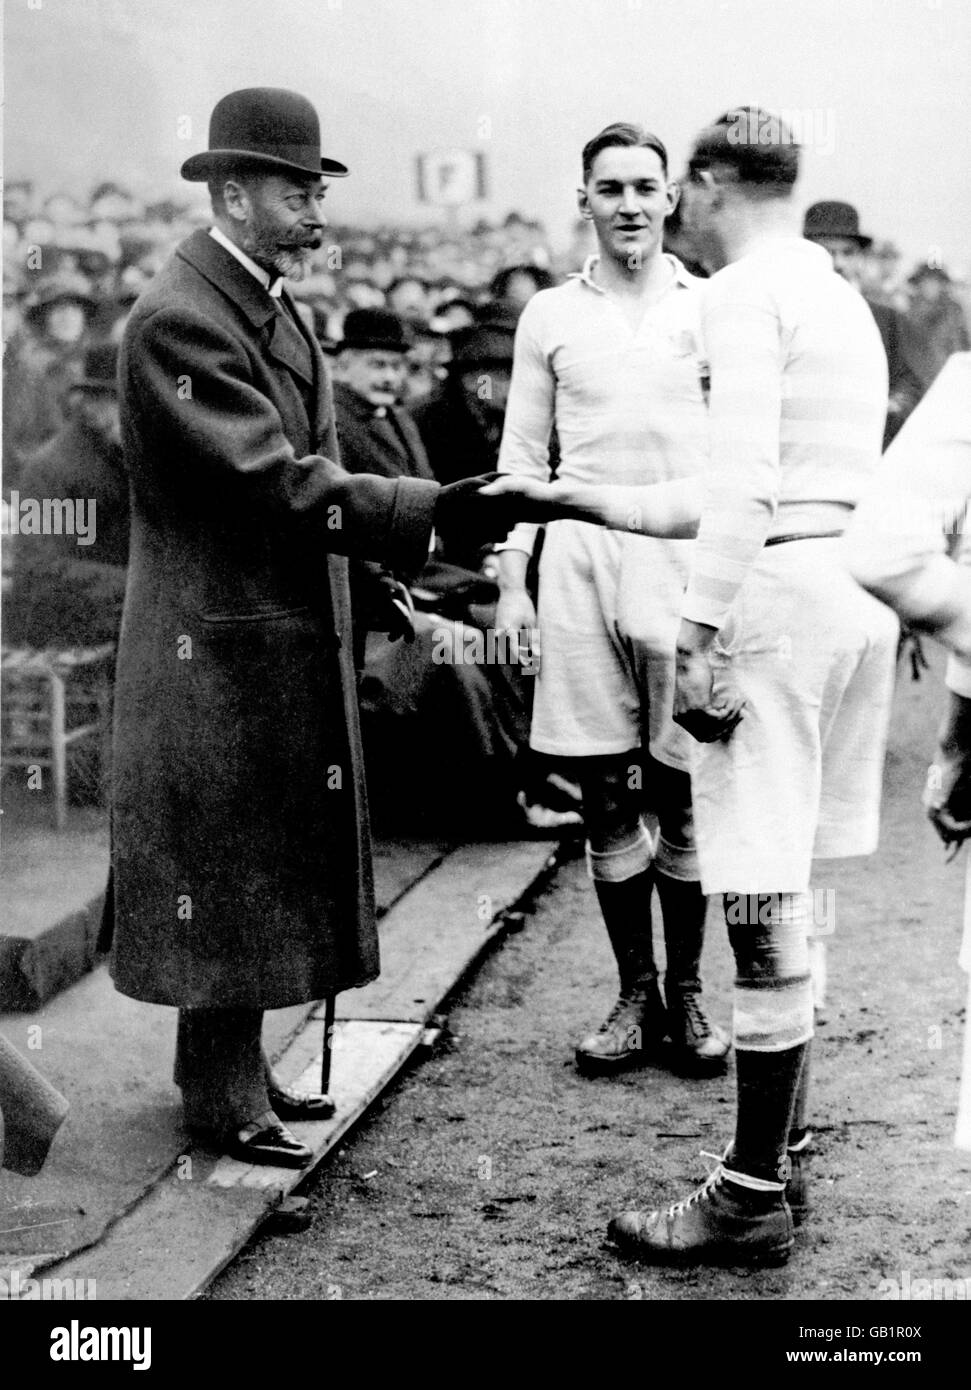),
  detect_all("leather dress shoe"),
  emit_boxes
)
[225,1120,313,1169]
[268,1081,336,1121]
